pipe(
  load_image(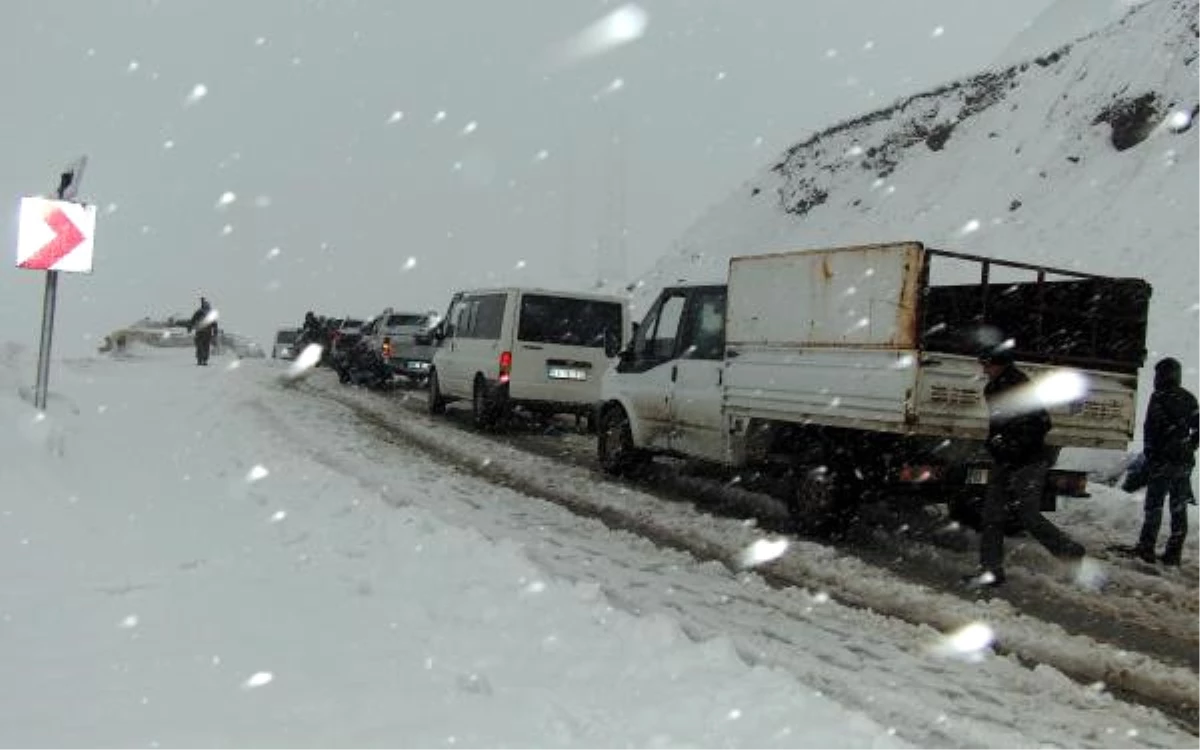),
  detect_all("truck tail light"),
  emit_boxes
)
[898,464,941,483]
[382,337,393,358]
[1046,470,1089,497]
[499,351,512,384]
